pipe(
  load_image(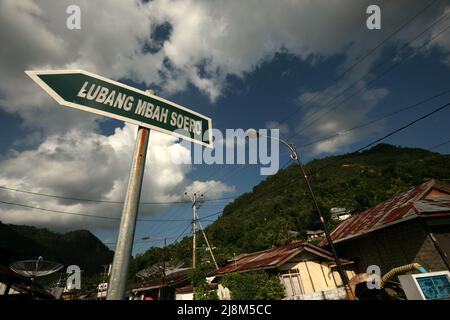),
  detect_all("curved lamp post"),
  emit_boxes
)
[246,129,355,300]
